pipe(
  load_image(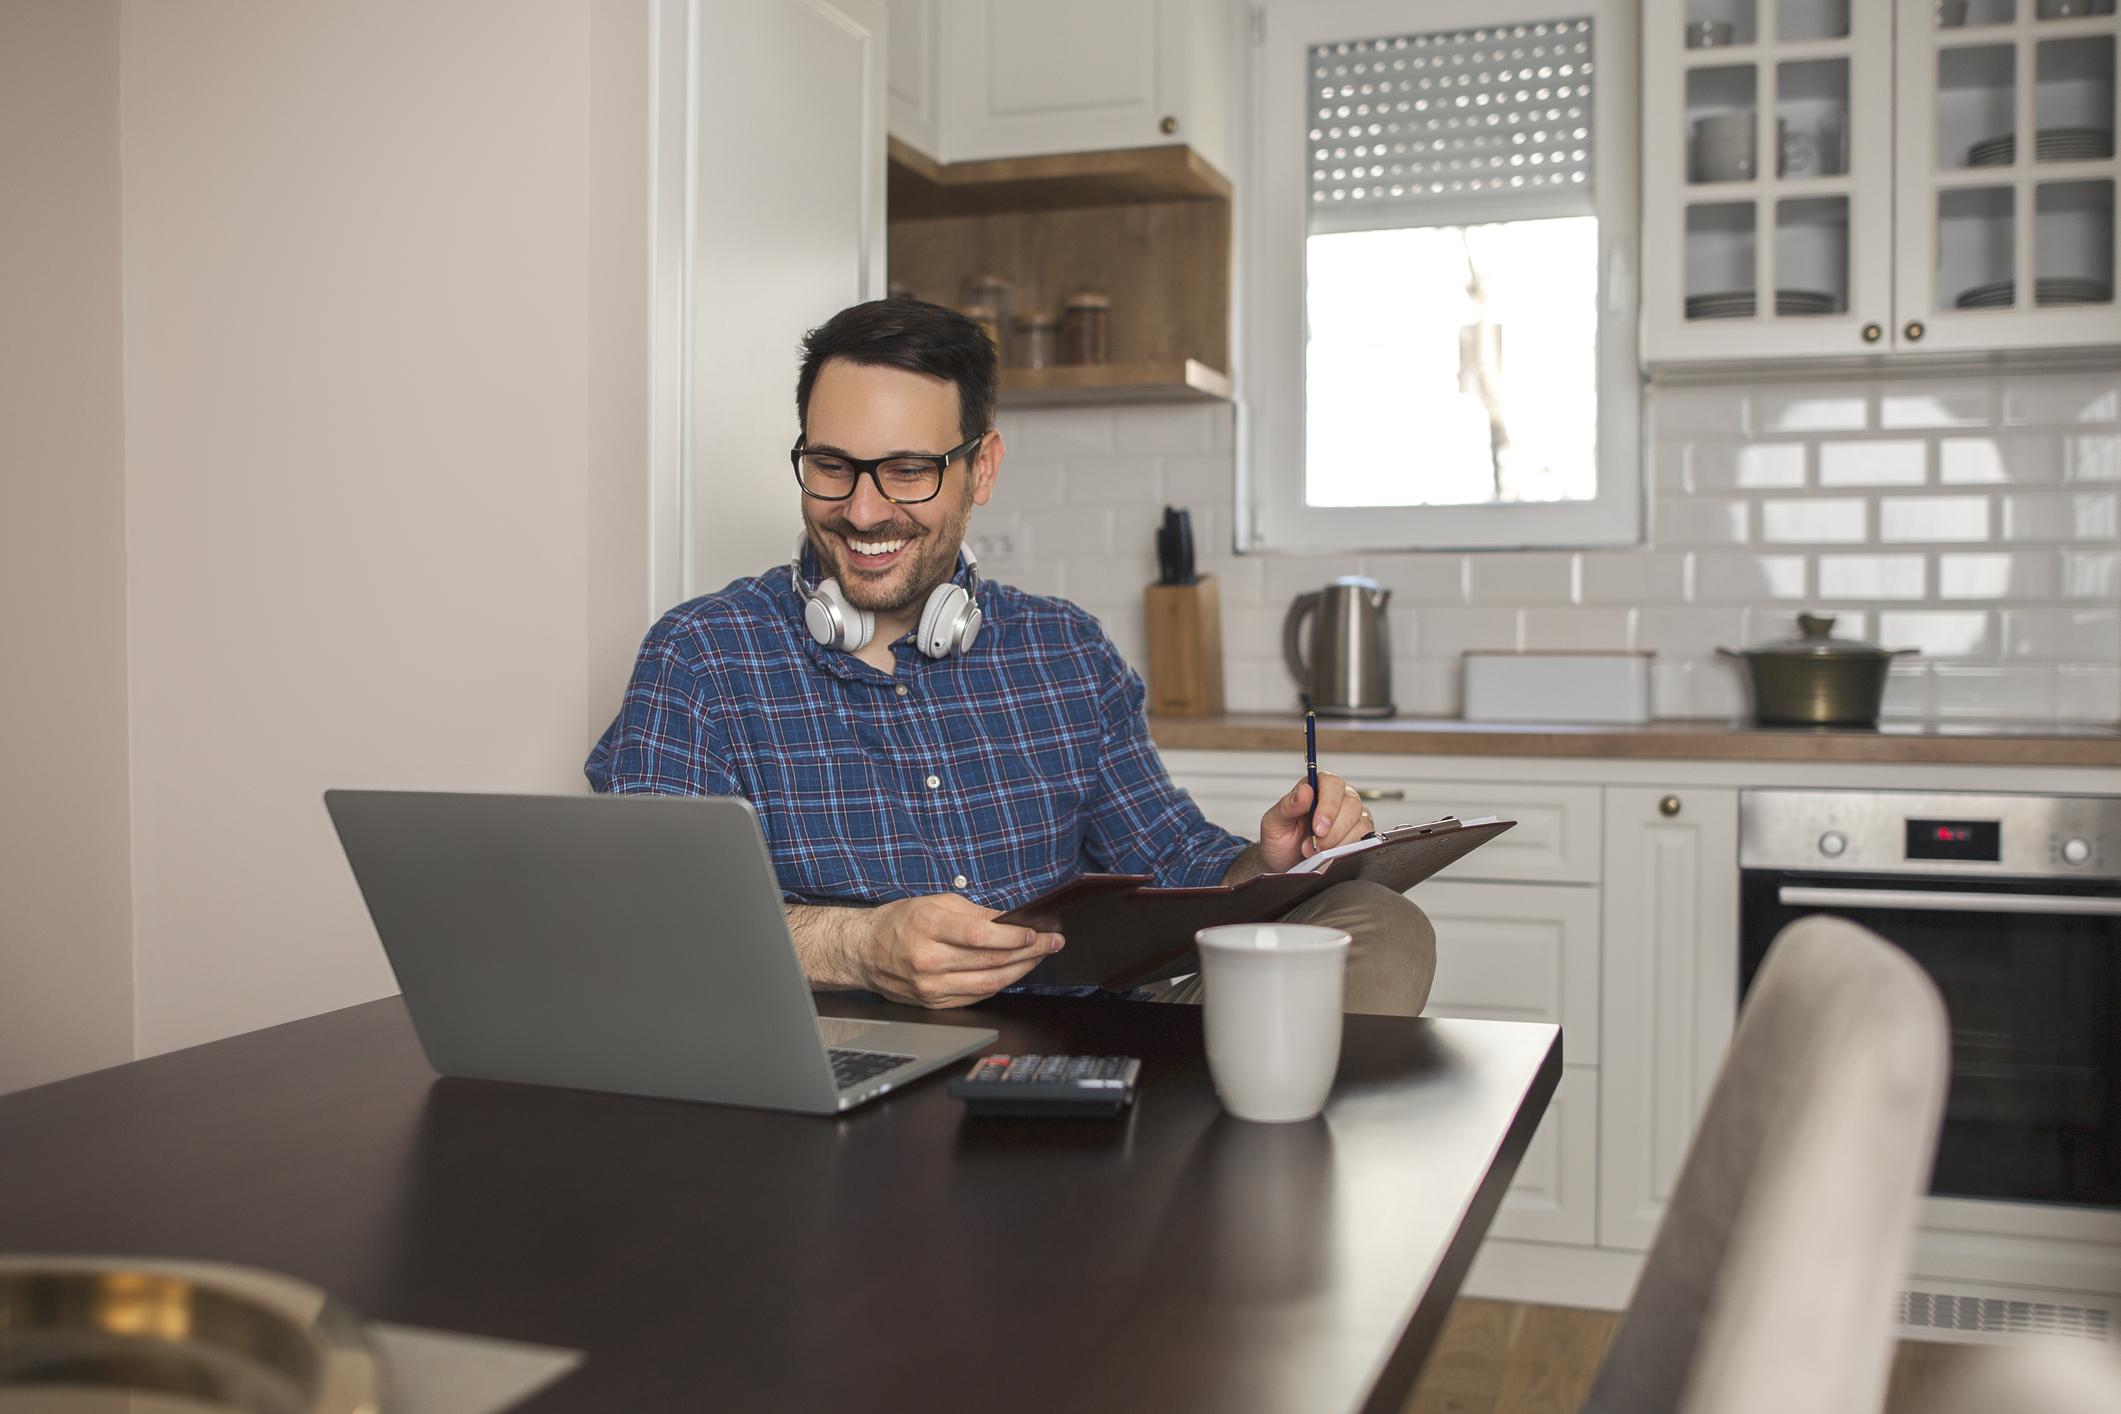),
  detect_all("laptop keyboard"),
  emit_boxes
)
[829,1047,915,1090]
